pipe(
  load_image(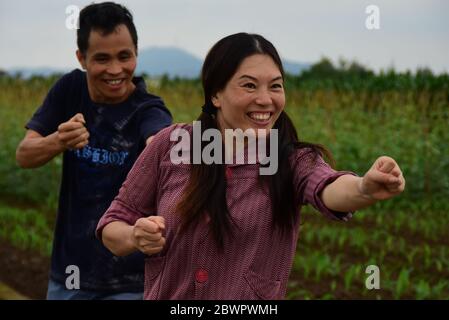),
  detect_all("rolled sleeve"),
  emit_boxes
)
[306,169,357,221]
[293,148,358,221]
[96,199,146,240]
[96,125,175,240]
